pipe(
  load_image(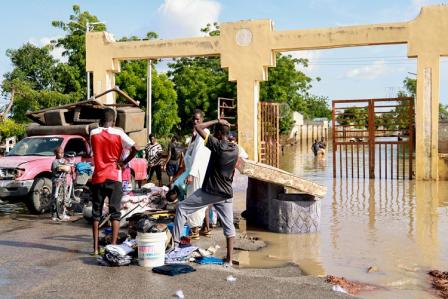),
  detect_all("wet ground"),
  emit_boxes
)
[0,214,348,299]
[2,140,447,298]
[237,141,448,298]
